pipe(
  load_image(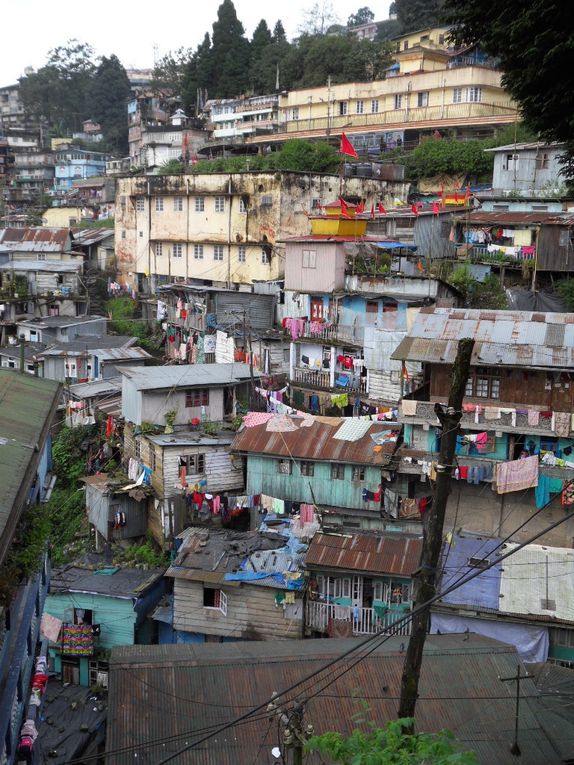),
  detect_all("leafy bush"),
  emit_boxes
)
[449,266,508,309]
[555,279,574,311]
